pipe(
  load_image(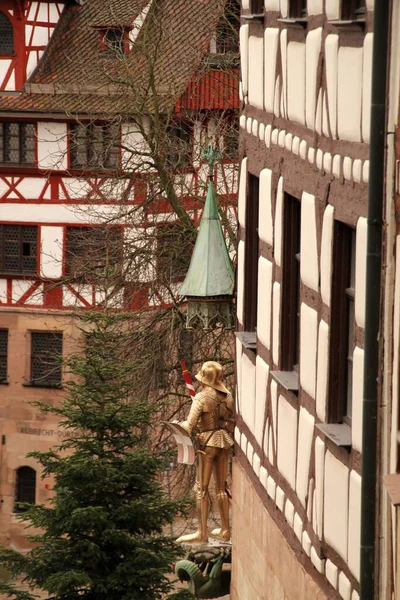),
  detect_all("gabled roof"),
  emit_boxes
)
[0,0,227,116]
